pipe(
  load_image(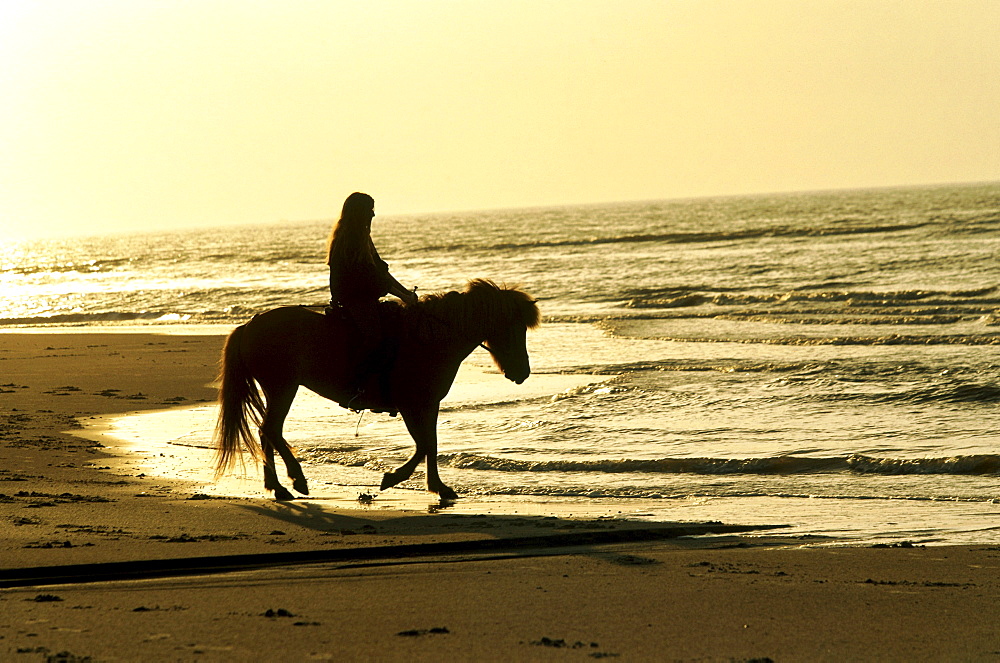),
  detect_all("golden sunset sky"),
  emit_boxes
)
[2,1,998,239]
